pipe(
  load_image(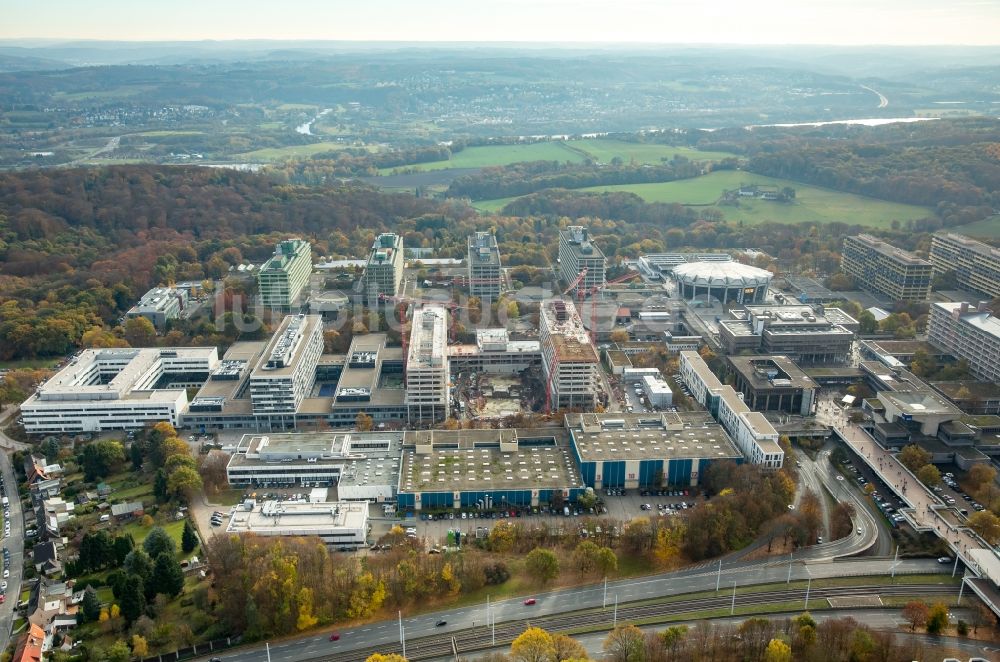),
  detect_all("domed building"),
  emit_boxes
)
[672,261,772,304]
